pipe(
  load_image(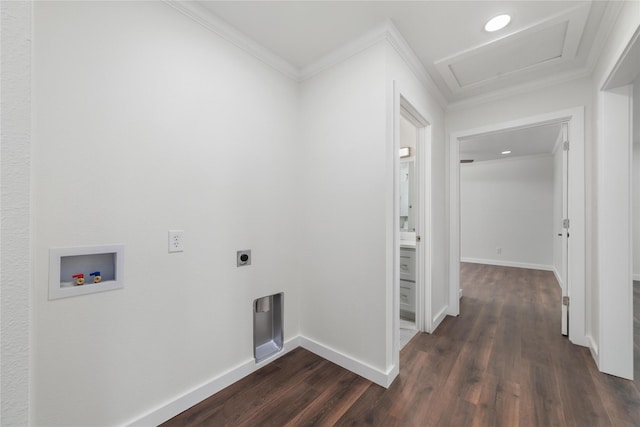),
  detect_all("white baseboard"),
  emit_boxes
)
[126,337,301,427]
[299,336,397,388]
[126,335,398,426]
[587,334,599,368]
[431,306,448,331]
[553,267,563,288]
[461,257,554,272]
